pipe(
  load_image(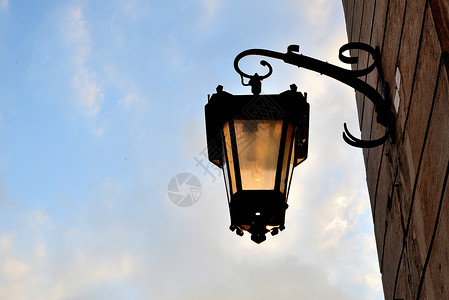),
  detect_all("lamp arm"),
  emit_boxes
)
[233,43,395,148]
